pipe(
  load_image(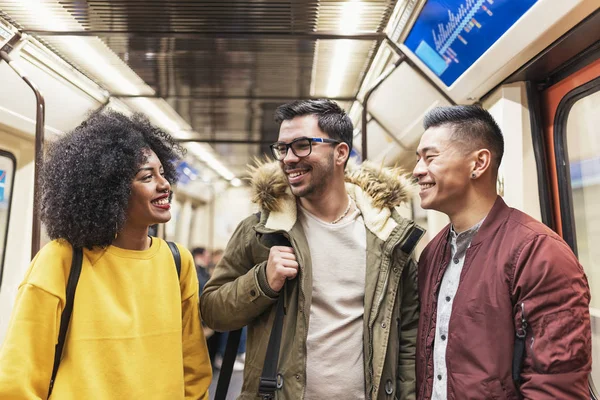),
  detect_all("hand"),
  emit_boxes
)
[266,246,298,292]
[202,326,214,338]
